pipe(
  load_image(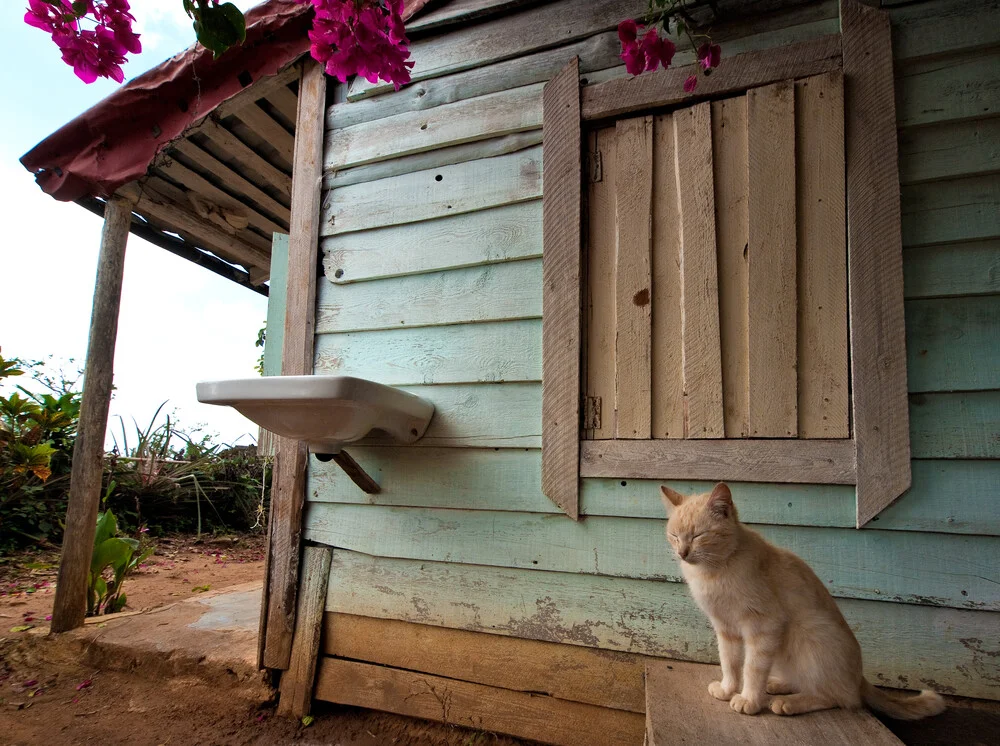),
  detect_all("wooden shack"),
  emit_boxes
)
[25,0,998,742]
